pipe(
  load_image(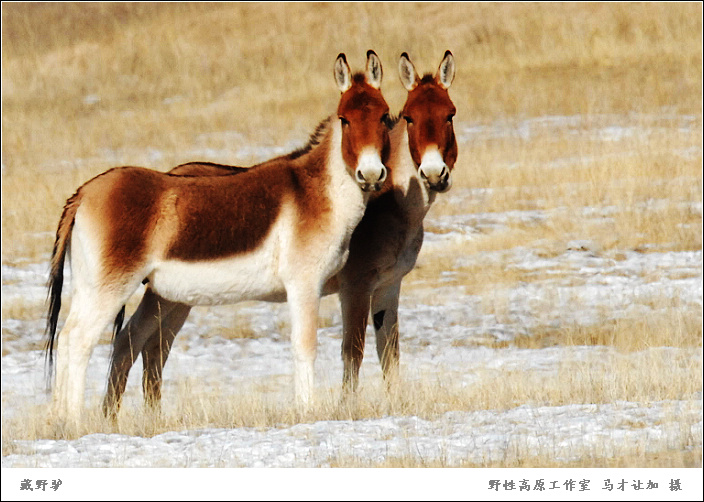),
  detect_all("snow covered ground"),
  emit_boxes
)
[2,115,702,498]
